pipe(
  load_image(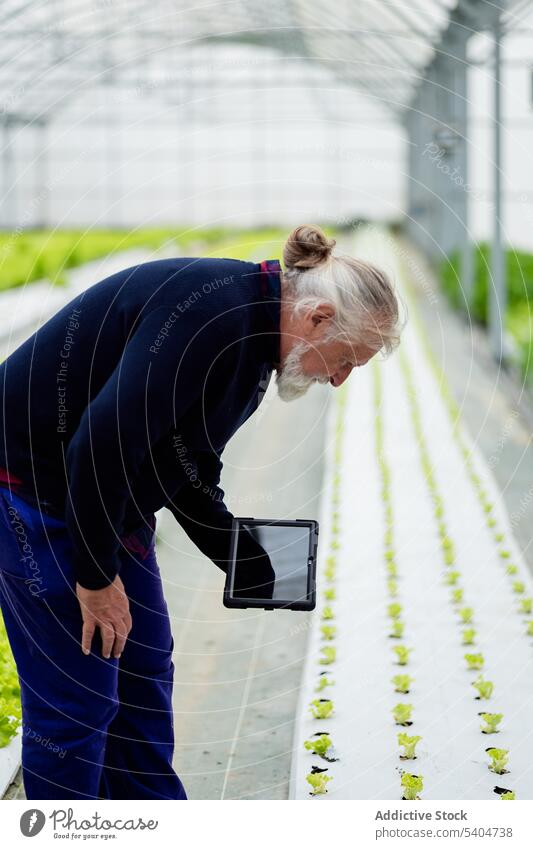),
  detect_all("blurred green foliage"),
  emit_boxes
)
[0,612,21,749]
[439,243,532,384]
